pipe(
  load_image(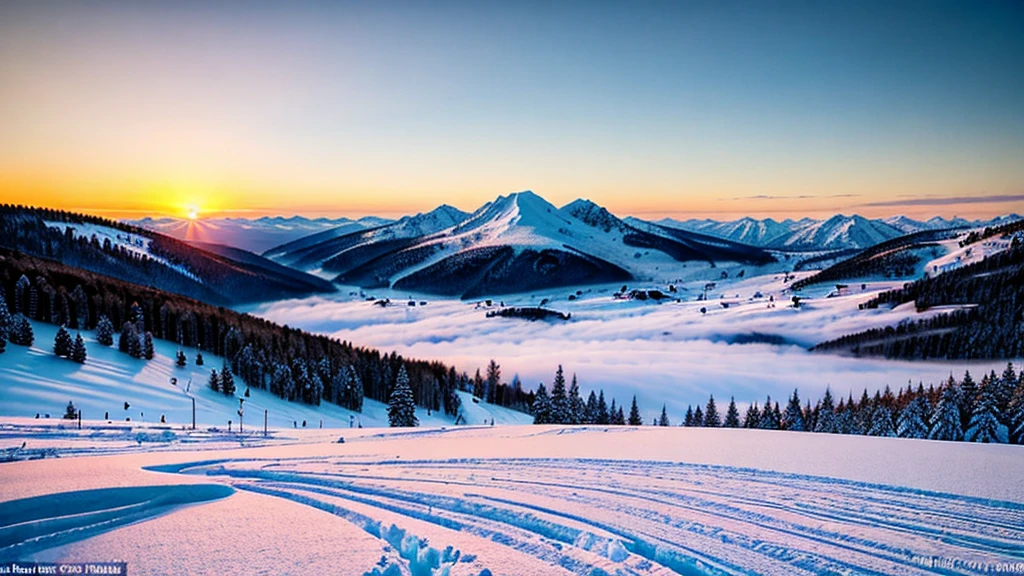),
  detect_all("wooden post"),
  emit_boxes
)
[77,409,82,430]
[264,409,268,437]
[191,397,196,430]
